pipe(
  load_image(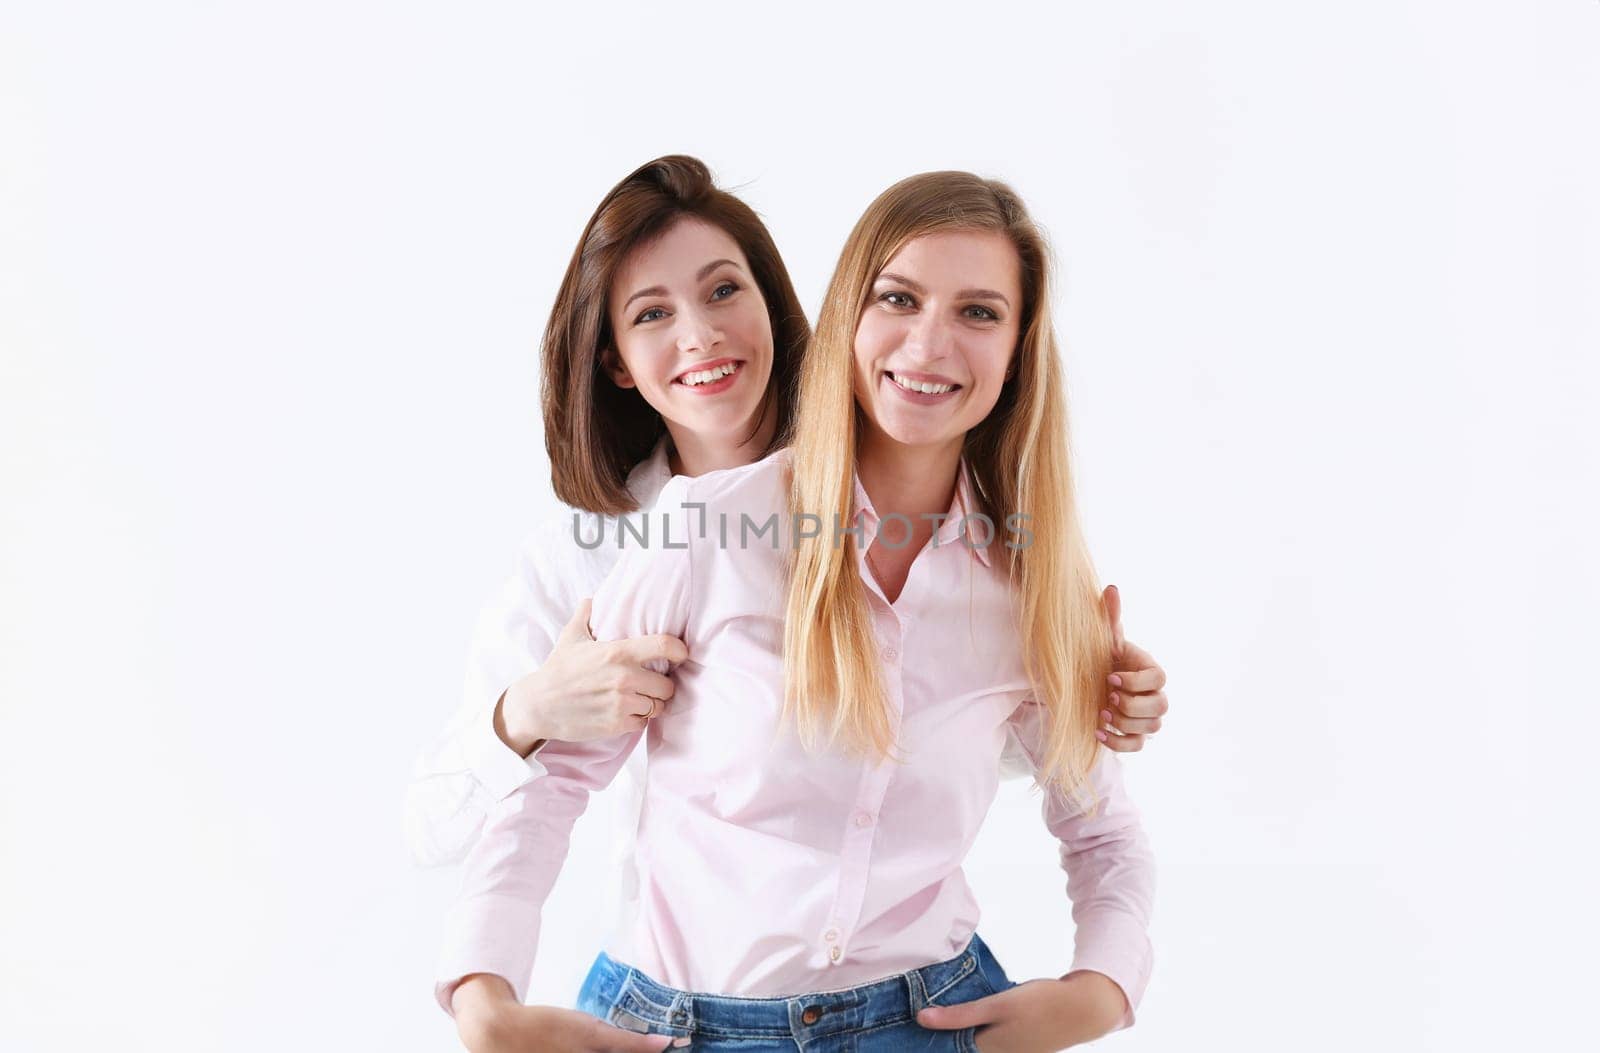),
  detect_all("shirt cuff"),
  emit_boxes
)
[1069,908,1153,1032]
[434,892,543,1017]
[462,693,549,801]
